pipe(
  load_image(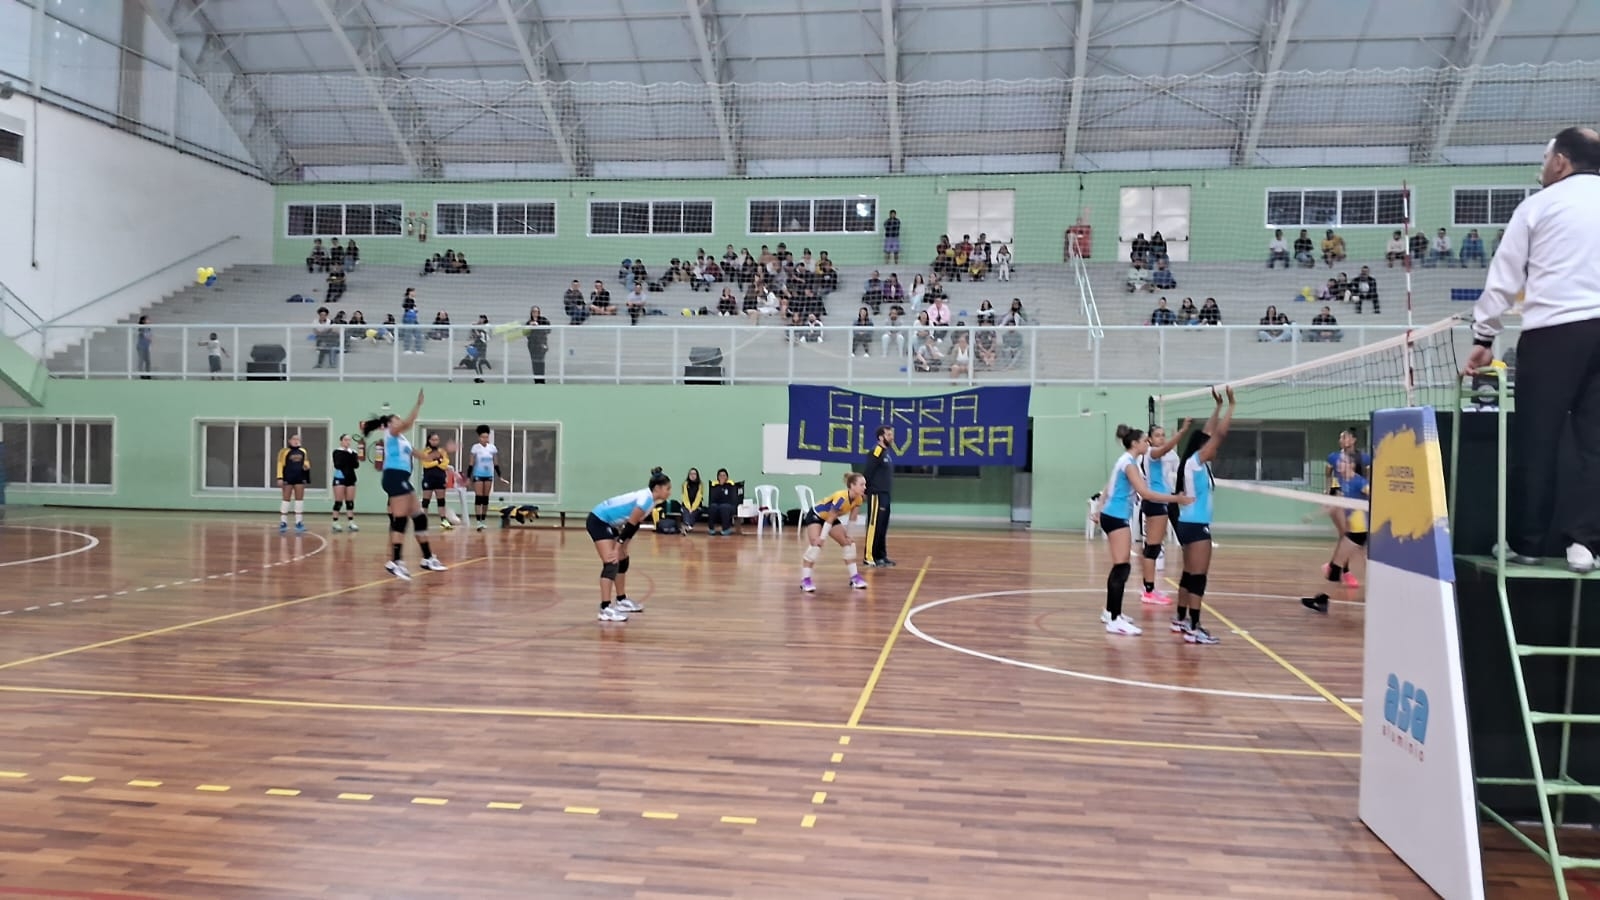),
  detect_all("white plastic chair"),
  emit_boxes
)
[1085,496,1101,540]
[794,485,817,541]
[754,483,782,536]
